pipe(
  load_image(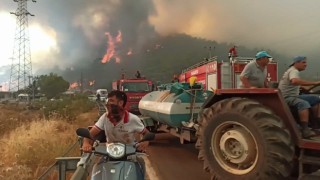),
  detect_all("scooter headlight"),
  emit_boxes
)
[107,143,125,159]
